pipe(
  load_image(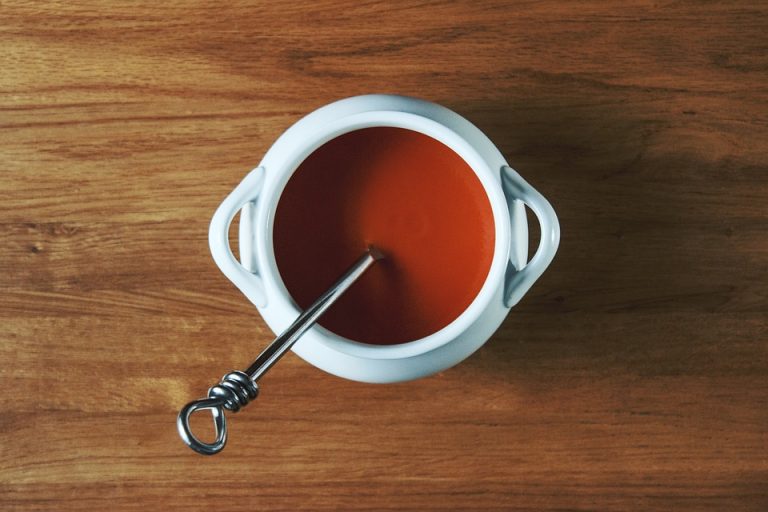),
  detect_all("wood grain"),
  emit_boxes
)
[2,1,767,510]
